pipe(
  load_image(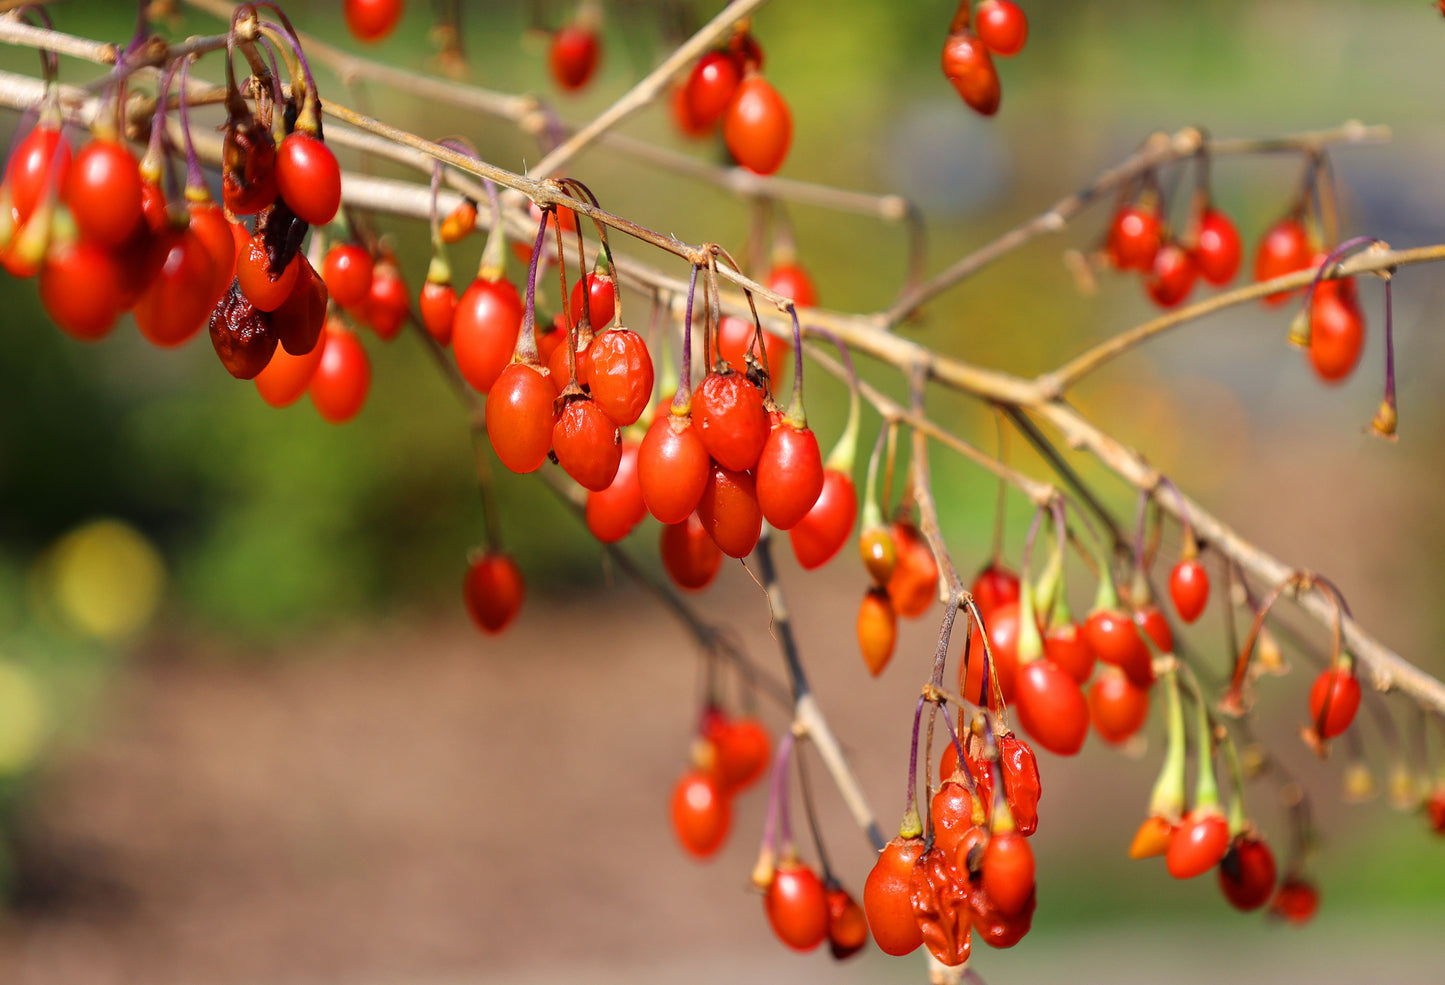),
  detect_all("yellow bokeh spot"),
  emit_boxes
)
[47,519,166,642]
[0,660,46,774]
